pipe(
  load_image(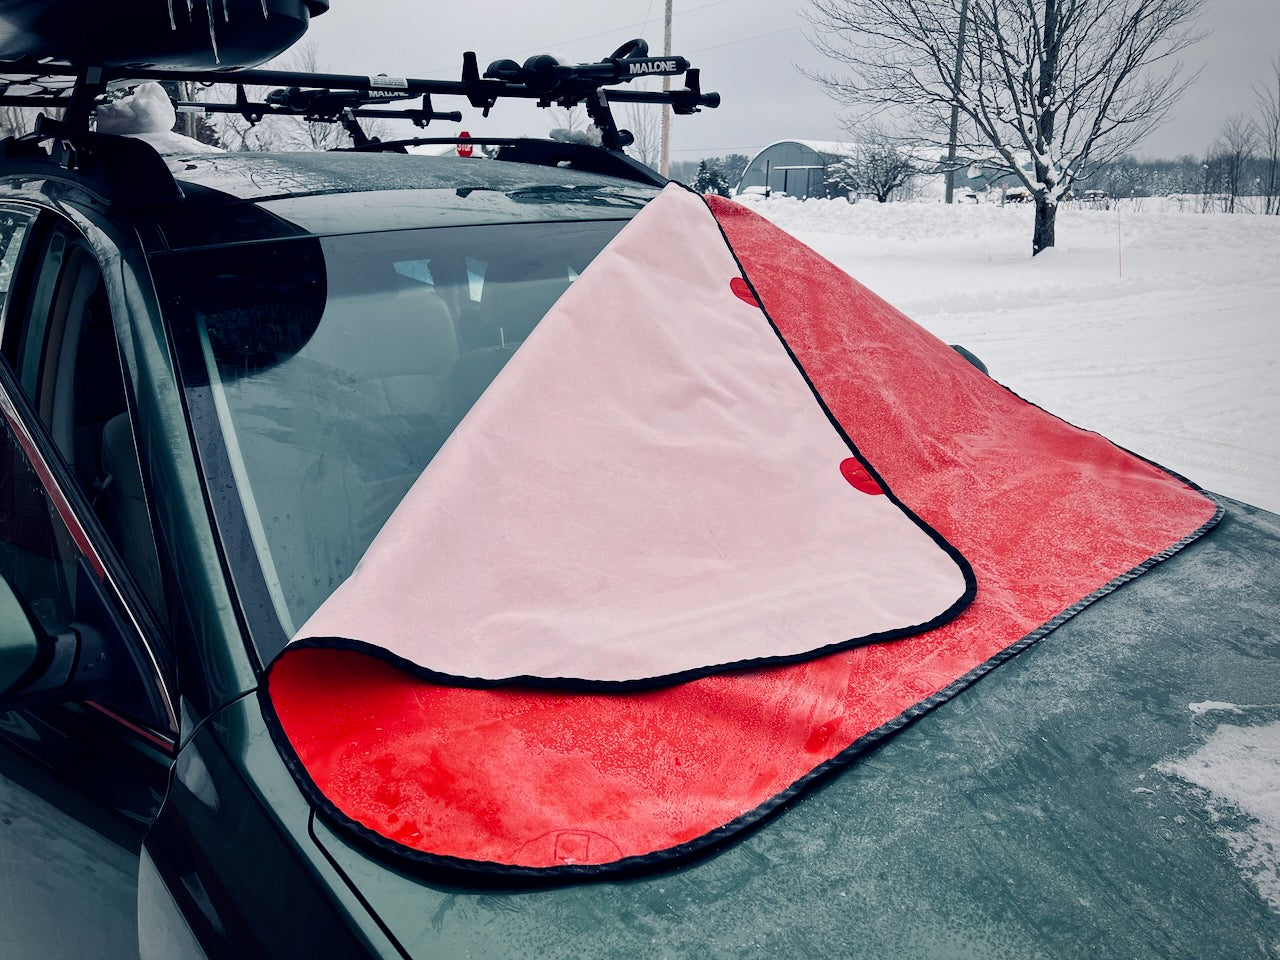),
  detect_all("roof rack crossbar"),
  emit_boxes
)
[178,98,463,126]
[0,40,719,152]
